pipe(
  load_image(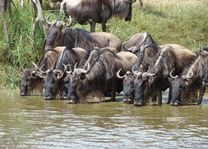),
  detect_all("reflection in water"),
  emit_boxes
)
[0,91,208,148]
